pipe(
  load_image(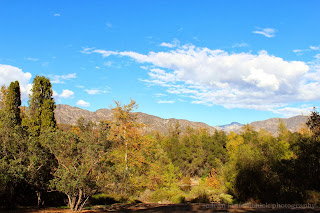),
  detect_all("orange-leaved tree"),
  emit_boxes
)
[107,99,154,195]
